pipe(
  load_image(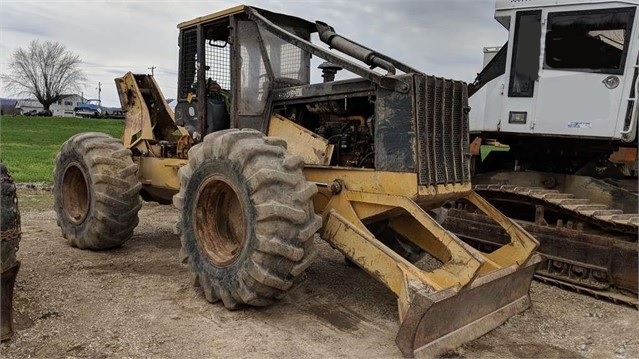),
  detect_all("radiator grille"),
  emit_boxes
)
[416,75,470,186]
